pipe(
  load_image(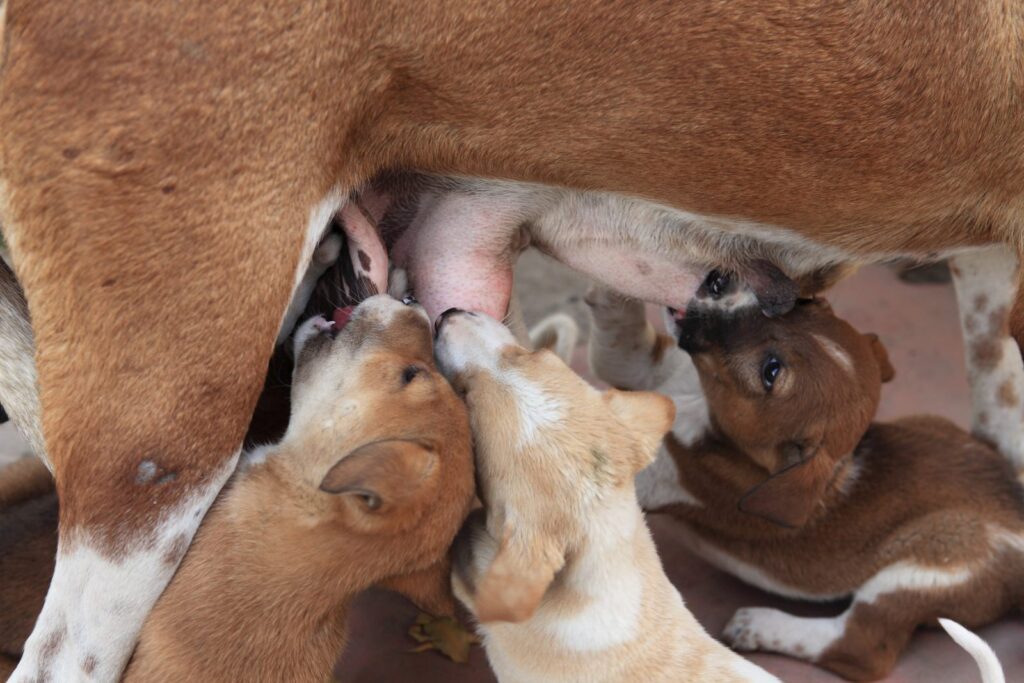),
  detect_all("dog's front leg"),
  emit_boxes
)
[0,0,393,676]
[949,246,1024,468]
